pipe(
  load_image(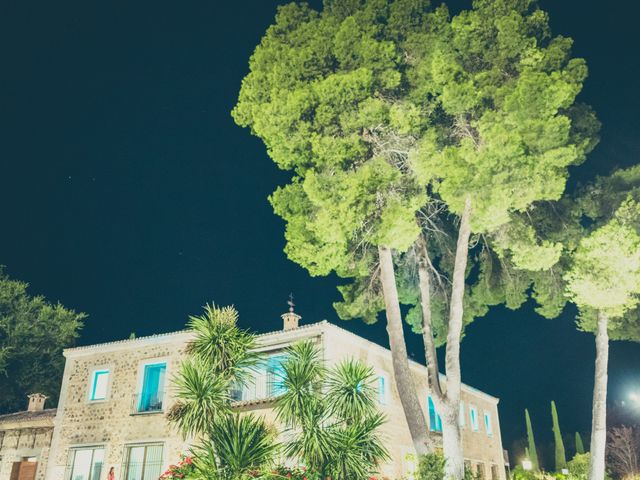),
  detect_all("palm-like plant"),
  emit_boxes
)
[192,414,279,480]
[325,359,377,423]
[274,341,389,479]
[186,303,261,385]
[167,357,230,437]
[168,305,279,479]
